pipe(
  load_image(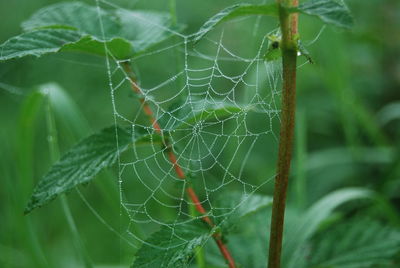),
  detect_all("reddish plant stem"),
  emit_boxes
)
[122,62,236,268]
[267,1,299,268]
